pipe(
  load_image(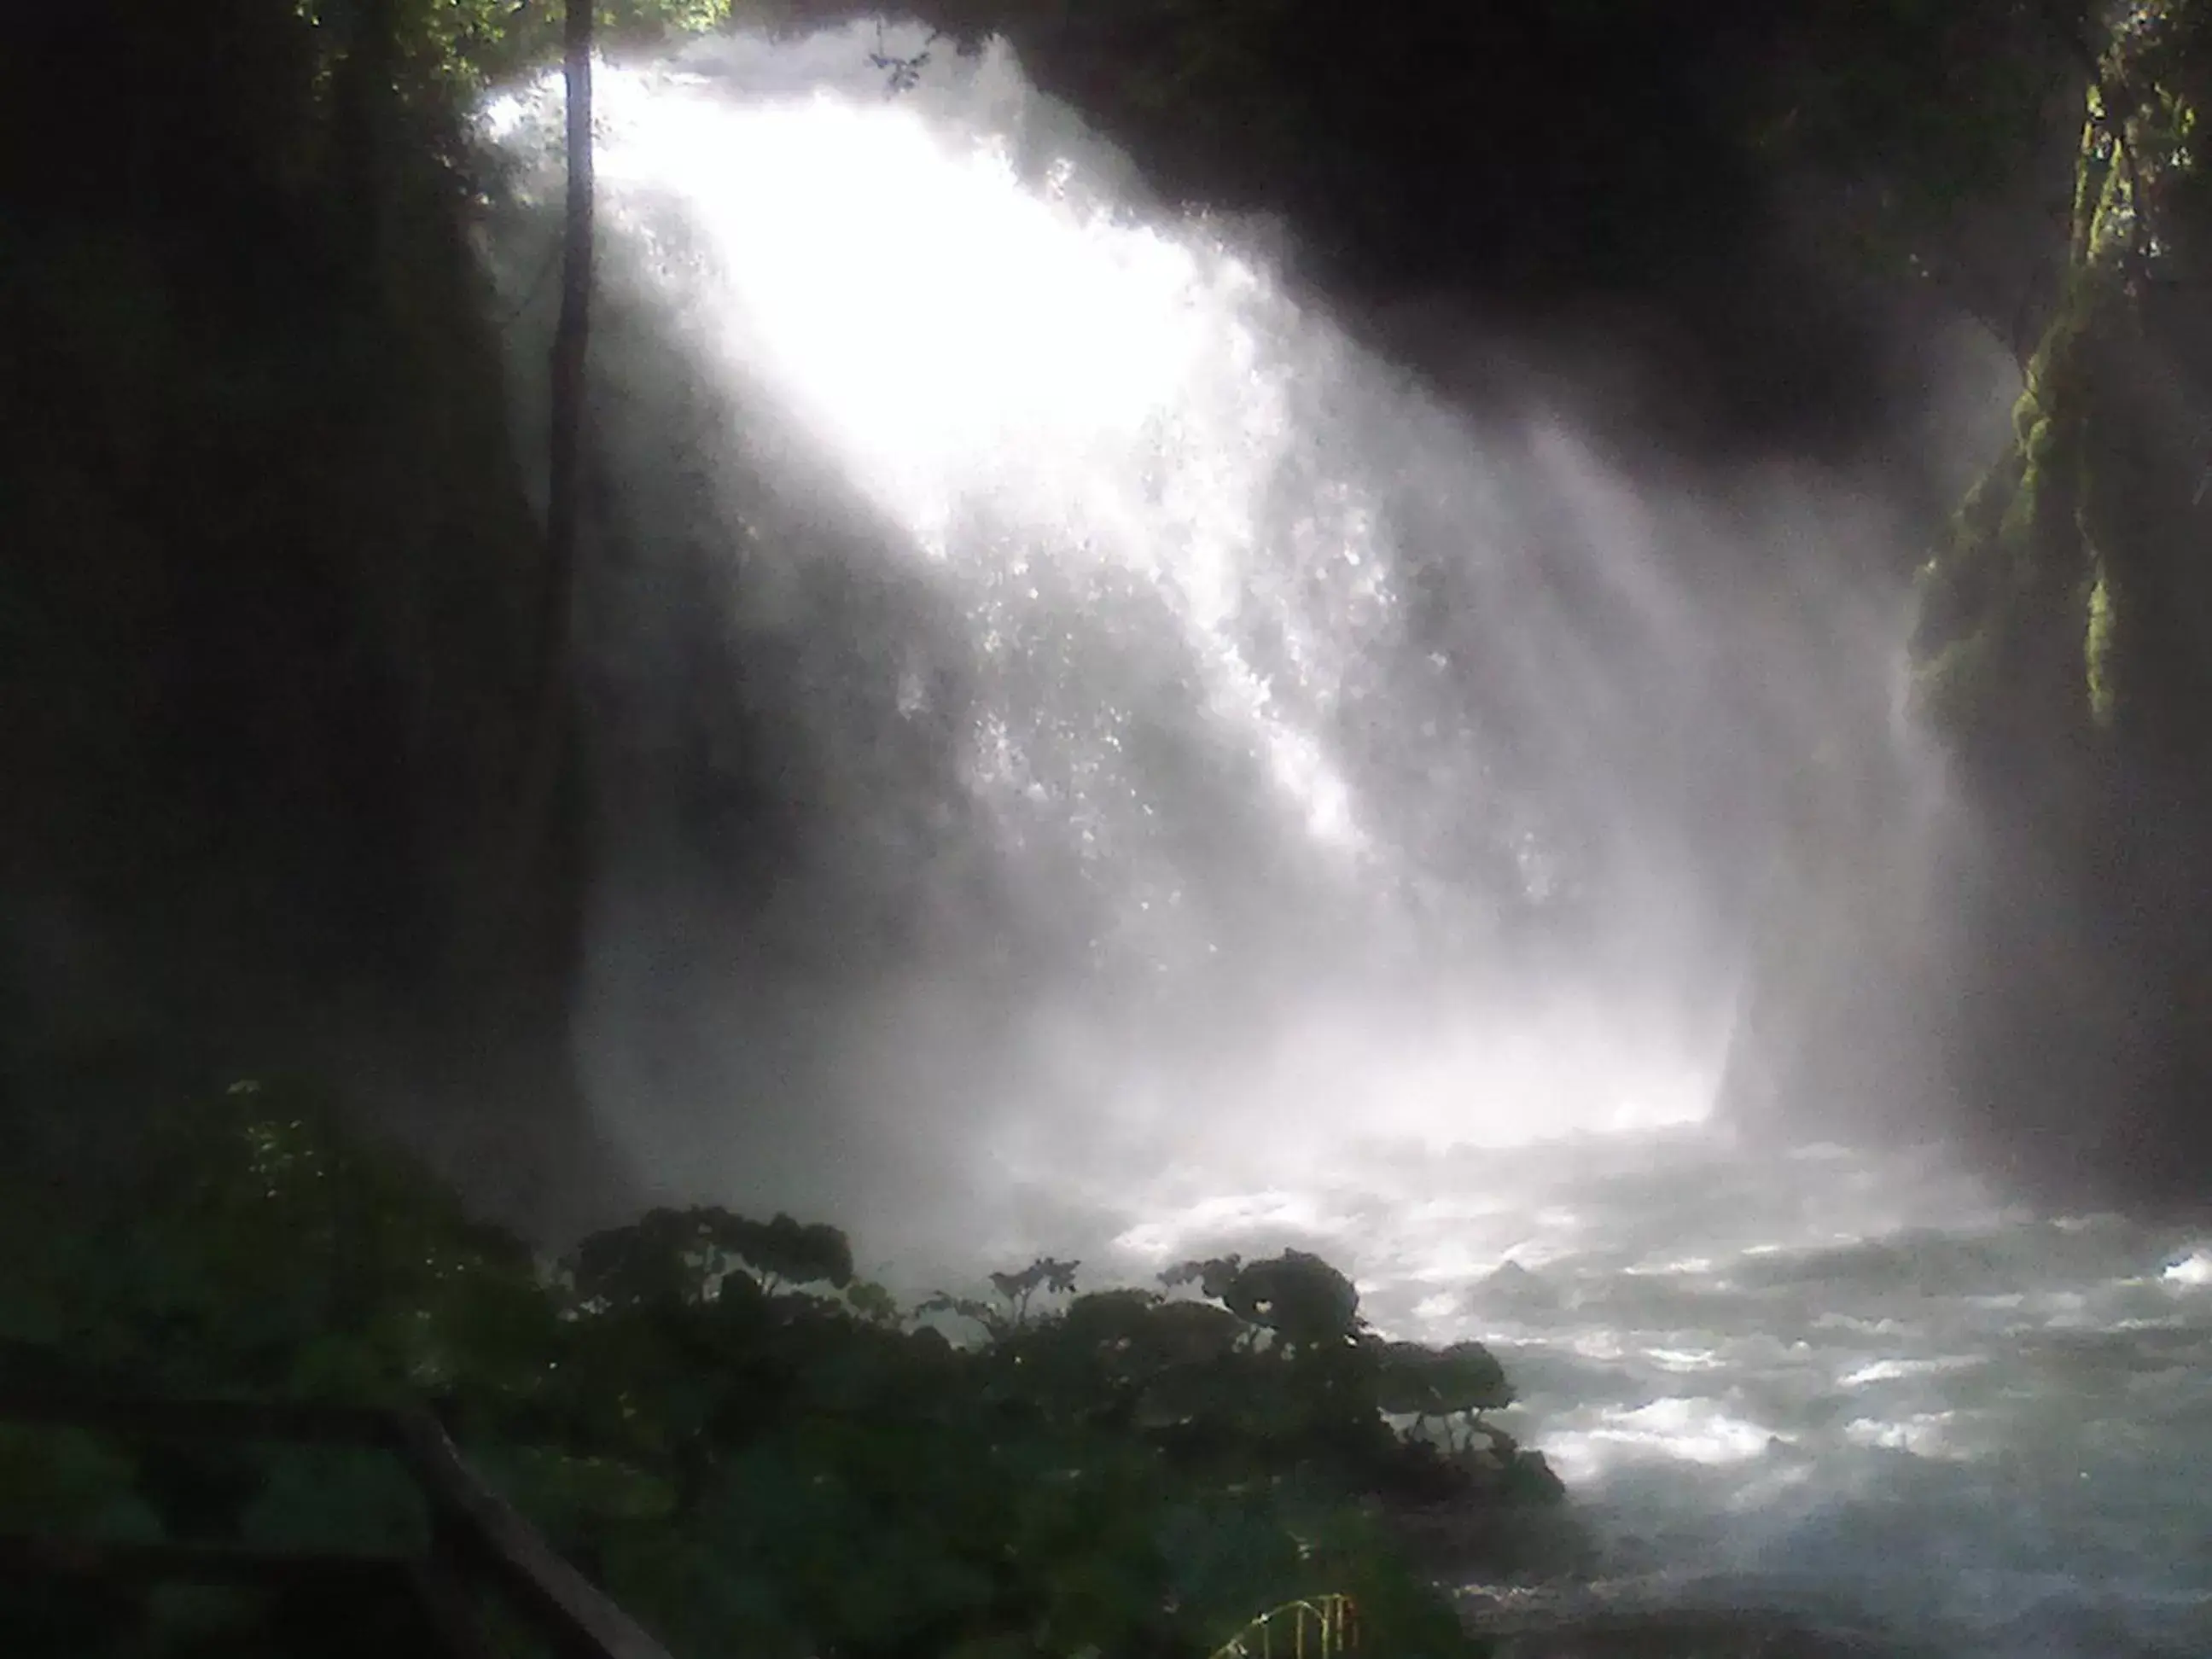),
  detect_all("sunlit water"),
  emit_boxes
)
[1097,1132,2212,1658]
[467,26,2165,1658]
